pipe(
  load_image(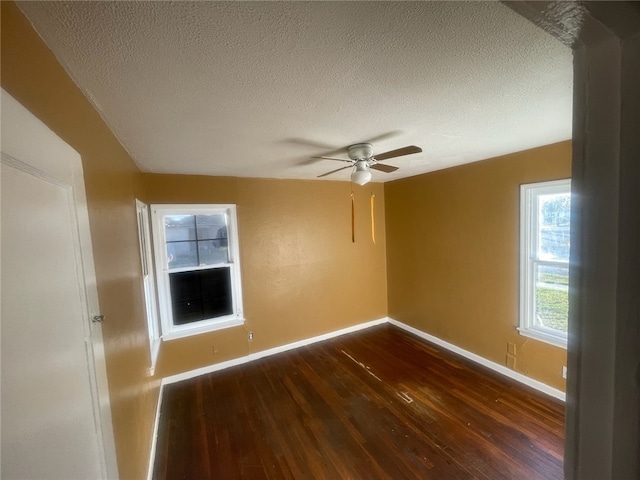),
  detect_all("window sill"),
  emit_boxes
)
[517,327,567,349]
[162,317,245,341]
